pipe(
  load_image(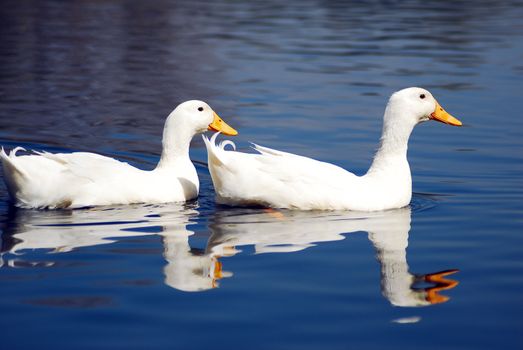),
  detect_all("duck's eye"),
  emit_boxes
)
[198,107,204,112]
[420,94,426,99]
